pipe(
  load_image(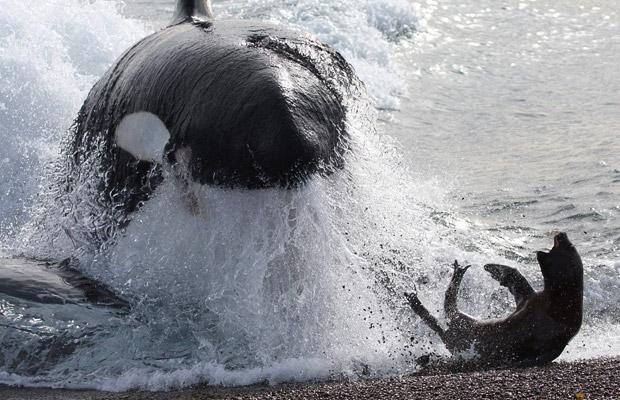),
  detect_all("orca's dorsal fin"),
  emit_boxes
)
[171,0,214,25]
